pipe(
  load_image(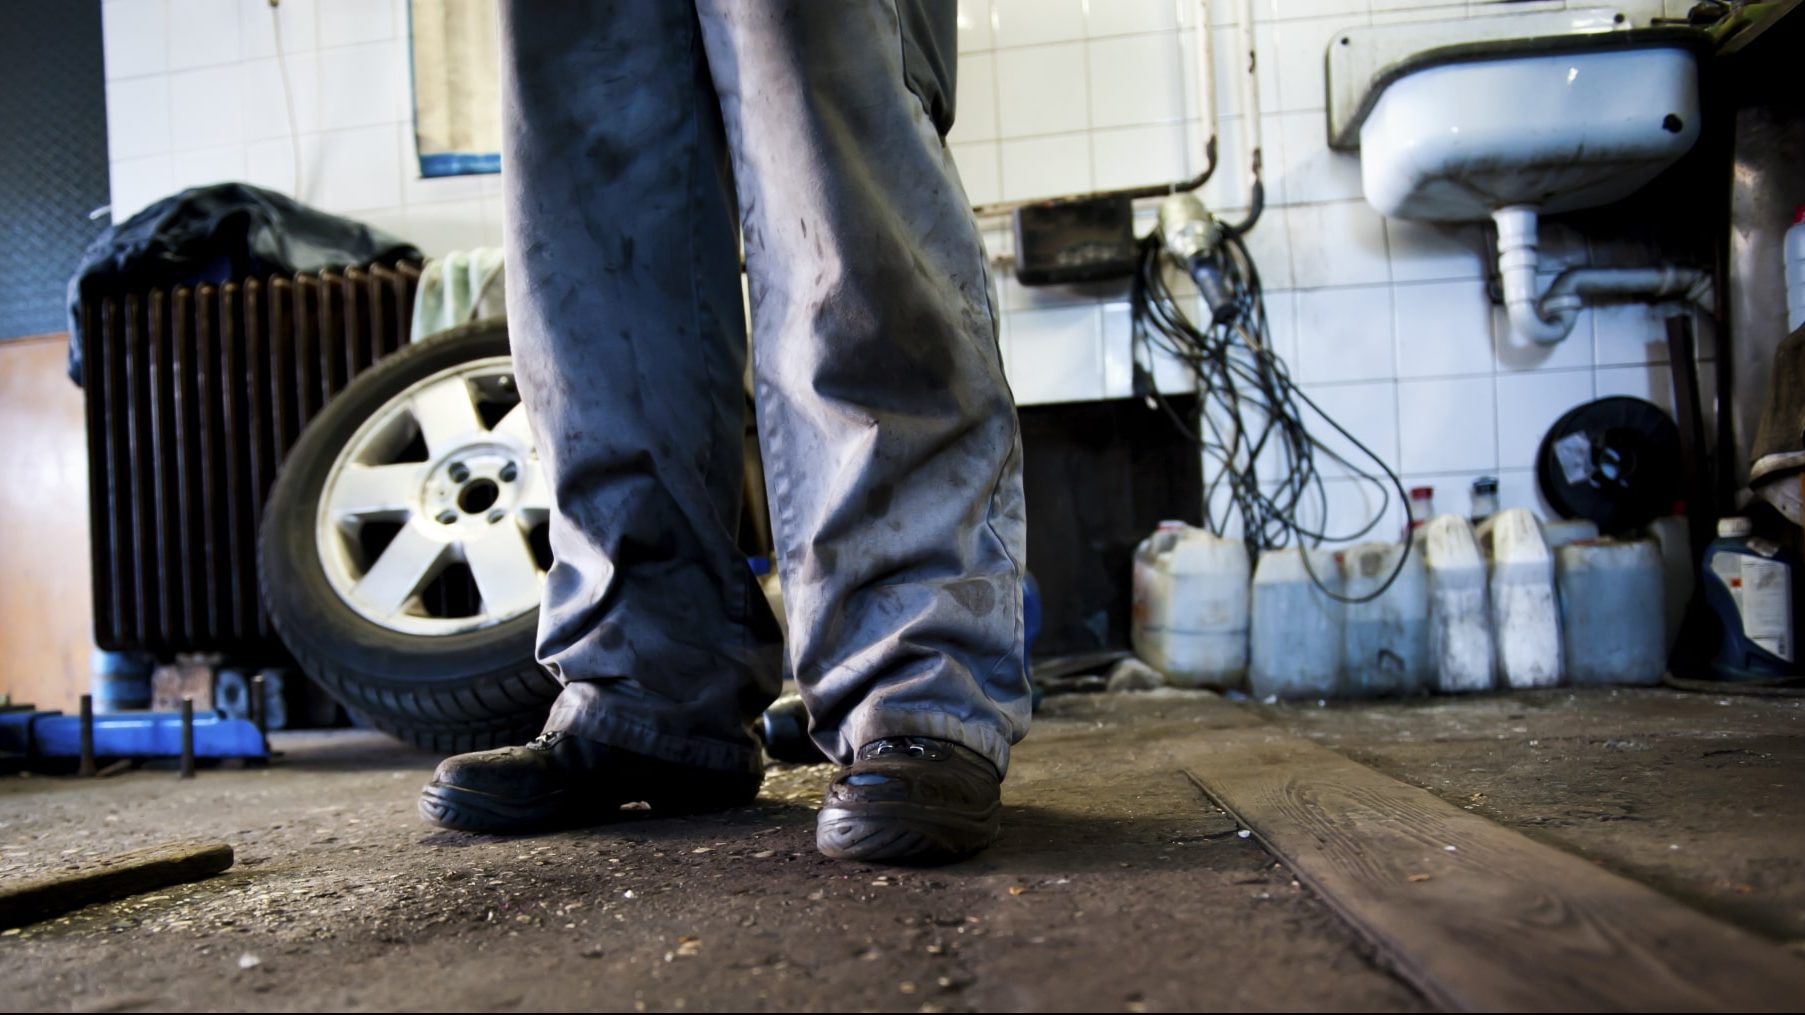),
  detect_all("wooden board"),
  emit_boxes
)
[0,333,93,714]
[1174,726,1805,1012]
[0,841,233,929]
